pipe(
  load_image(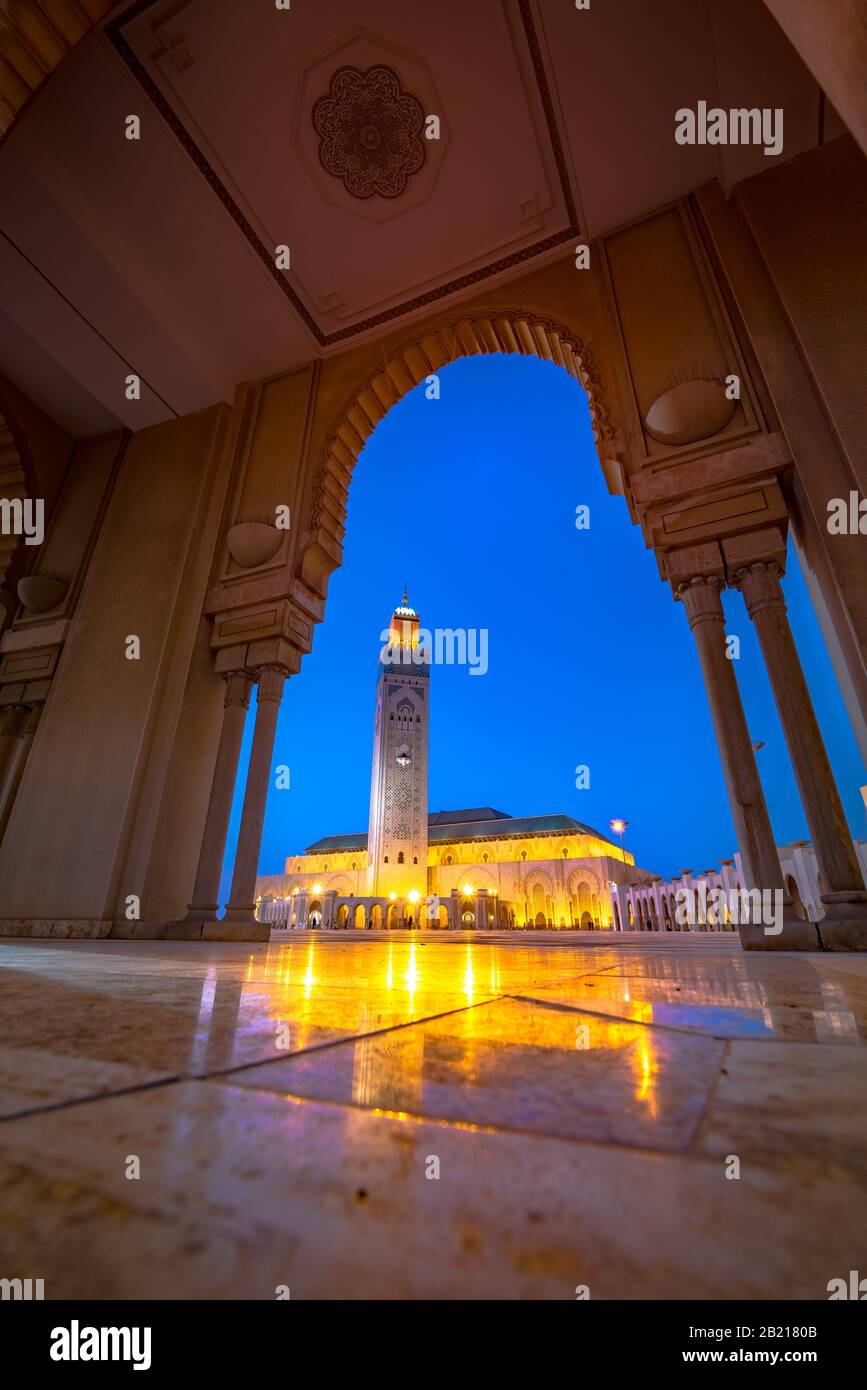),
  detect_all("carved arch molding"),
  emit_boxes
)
[524,870,555,896]
[309,309,622,547]
[567,867,600,895]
